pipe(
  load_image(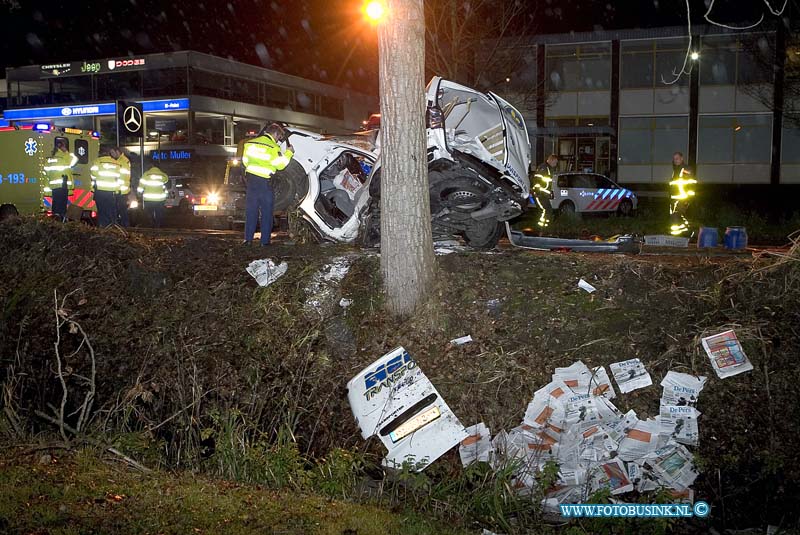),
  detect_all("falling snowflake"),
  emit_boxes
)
[24,138,37,156]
